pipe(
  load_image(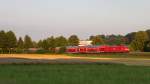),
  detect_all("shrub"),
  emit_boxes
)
[57,47,66,54]
[35,49,50,54]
